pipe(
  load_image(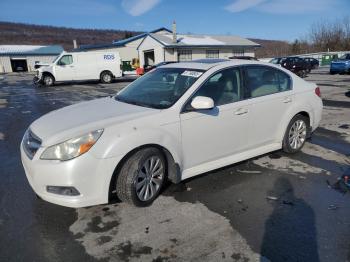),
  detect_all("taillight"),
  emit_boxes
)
[315,87,321,97]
